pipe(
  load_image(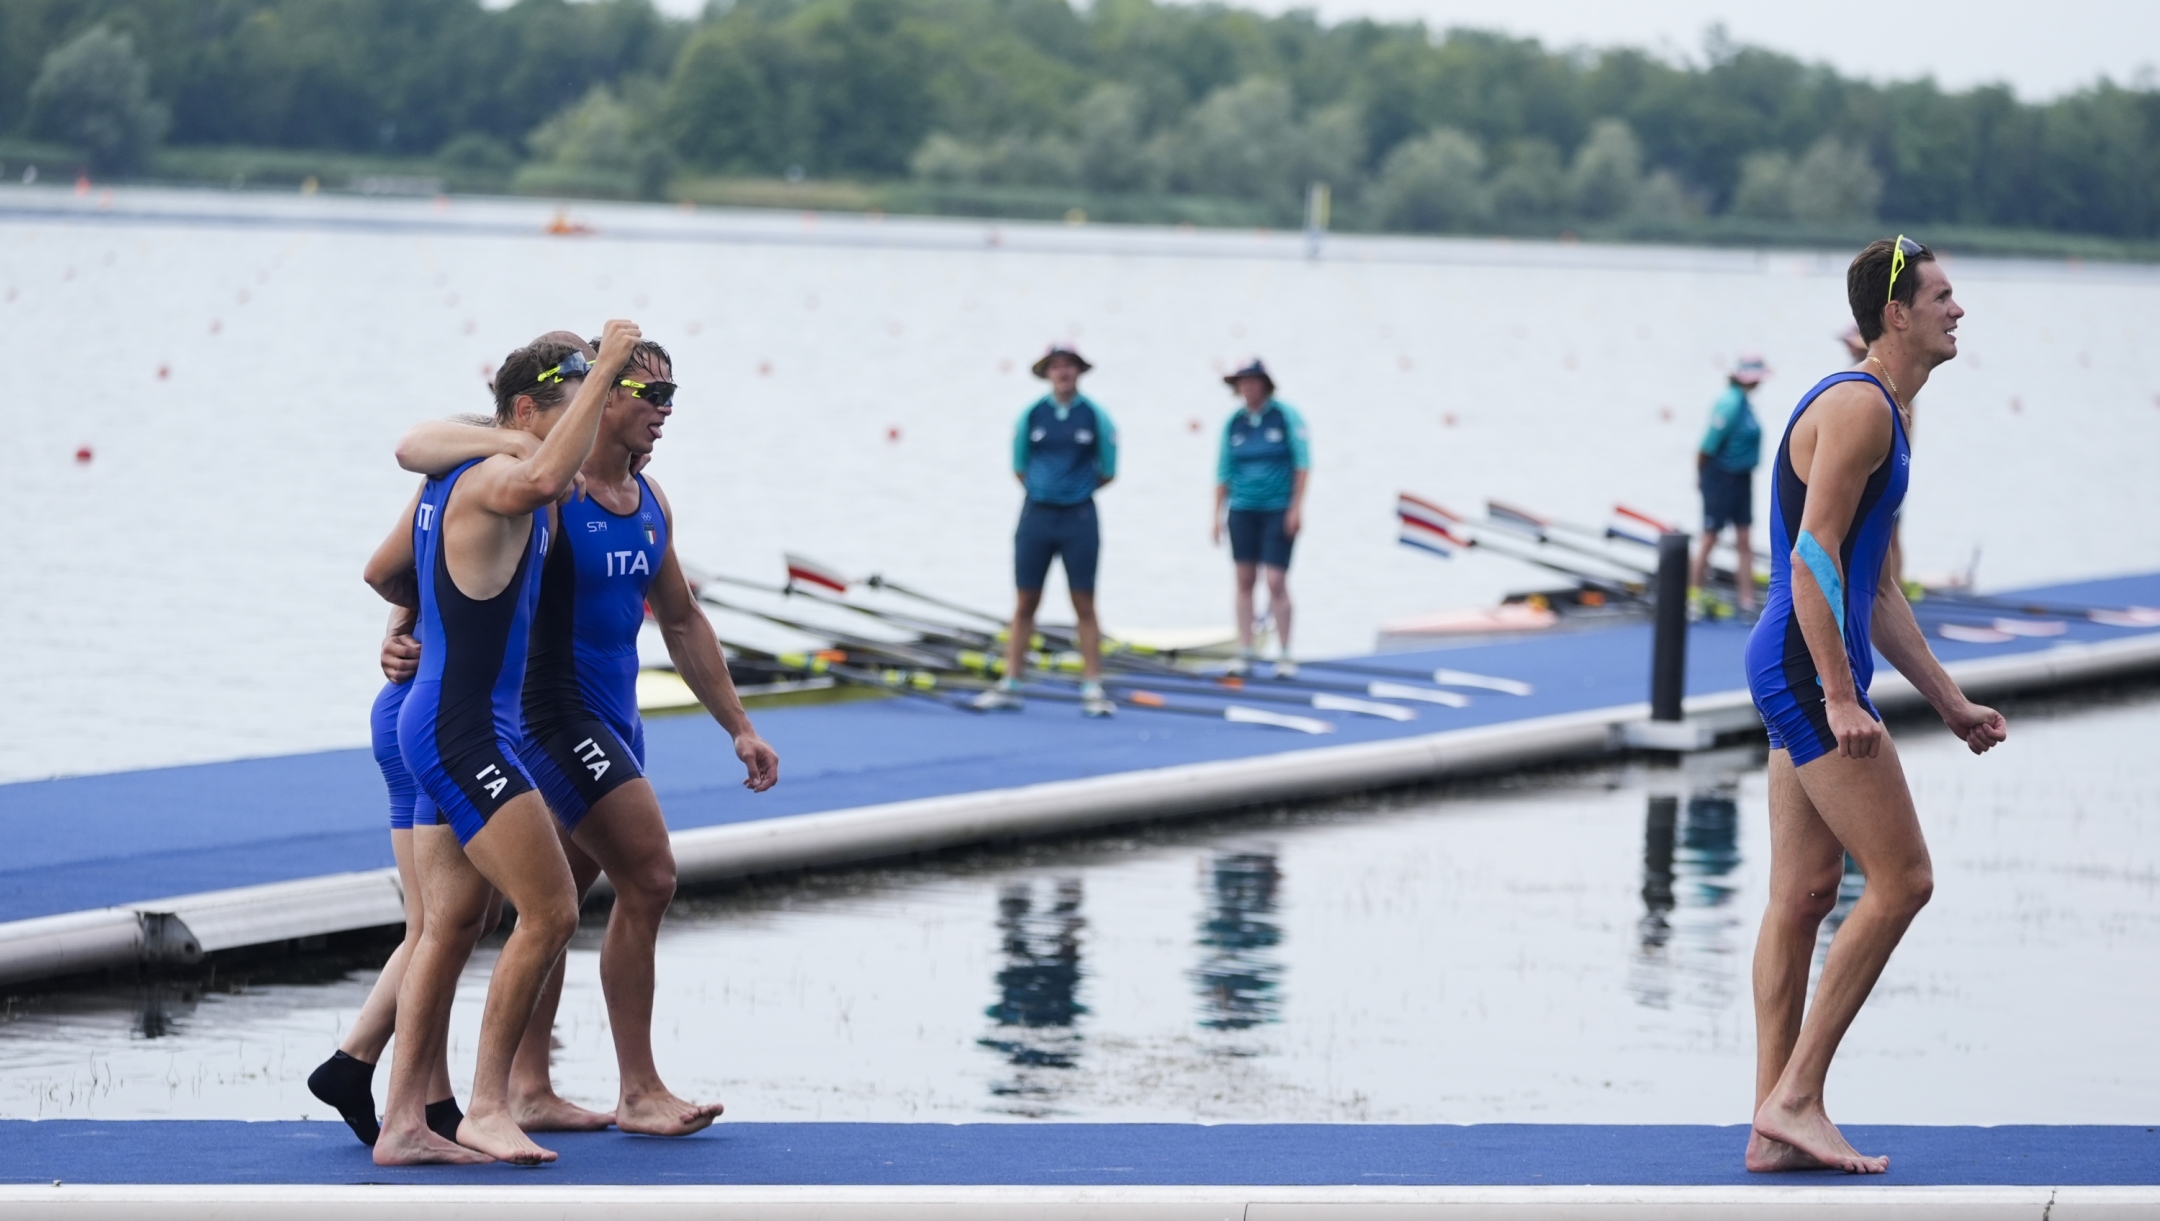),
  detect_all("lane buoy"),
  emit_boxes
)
[157,364,169,380]
[886,427,902,442]
[74,445,93,464]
